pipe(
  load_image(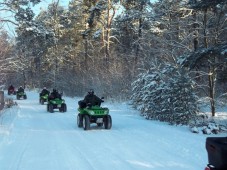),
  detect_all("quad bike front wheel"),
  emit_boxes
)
[48,104,54,113]
[77,114,83,128]
[83,115,90,130]
[40,99,44,105]
[61,103,67,112]
[104,115,112,129]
